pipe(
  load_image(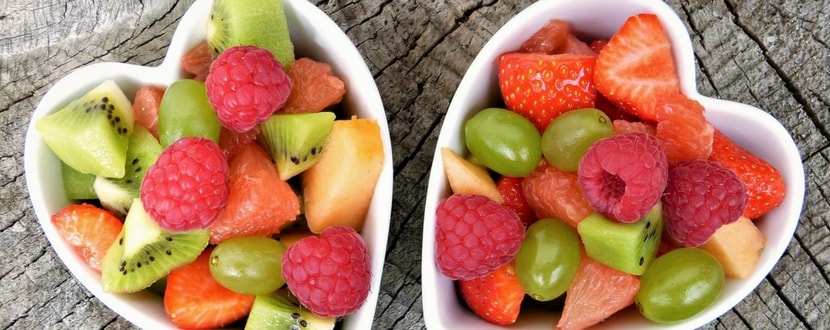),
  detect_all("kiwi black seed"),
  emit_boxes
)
[94,125,162,216]
[35,80,135,178]
[206,0,295,67]
[101,199,209,293]
[244,289,335,330]
[258,112,336,181]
